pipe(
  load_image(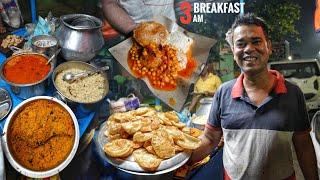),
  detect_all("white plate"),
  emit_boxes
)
[96,121,191,175]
